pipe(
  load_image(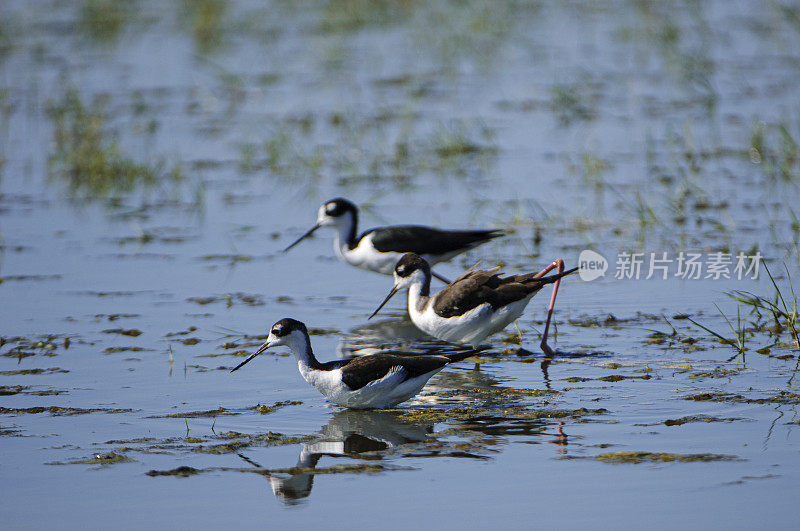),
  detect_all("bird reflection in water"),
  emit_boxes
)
[548,421,569,455]
[240,409,433,505]
[336,316,447,359]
